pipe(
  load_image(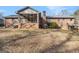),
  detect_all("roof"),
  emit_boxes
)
[5,15,75,19]
[16,6,40,14]
[4,15,18,19]
[46,16,75,19]
[4,15,24,19]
